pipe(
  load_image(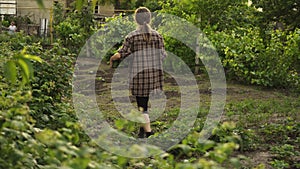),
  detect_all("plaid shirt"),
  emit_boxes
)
[118,29,167,97]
